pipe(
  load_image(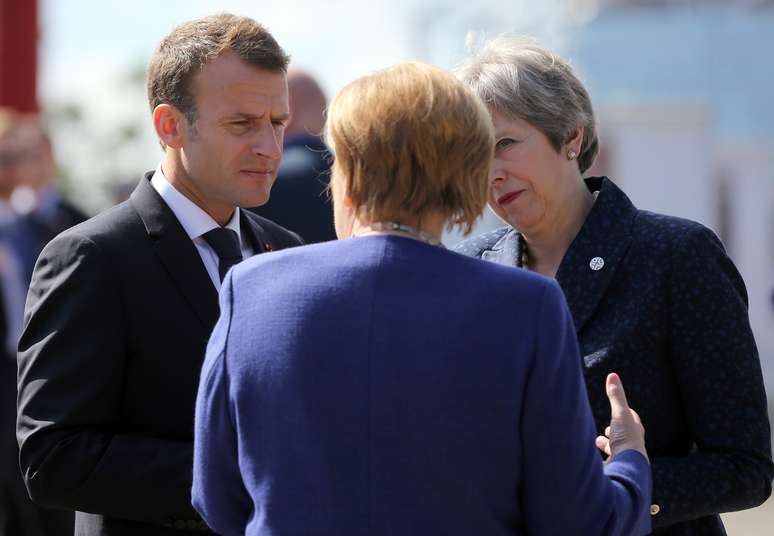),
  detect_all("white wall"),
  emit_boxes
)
[721,145,774,396]
[598,103,718,231]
